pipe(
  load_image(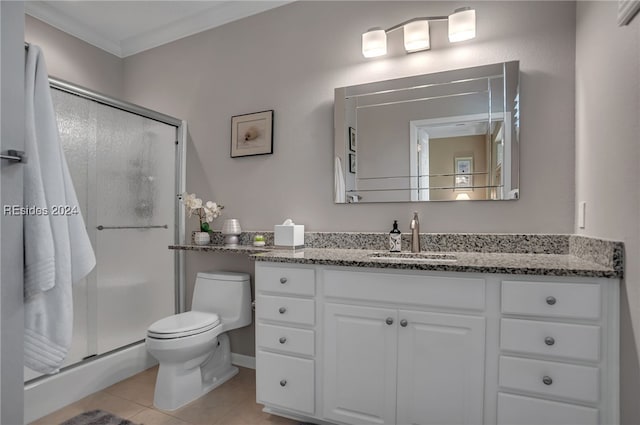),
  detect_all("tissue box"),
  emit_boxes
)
[274,224,305,248]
